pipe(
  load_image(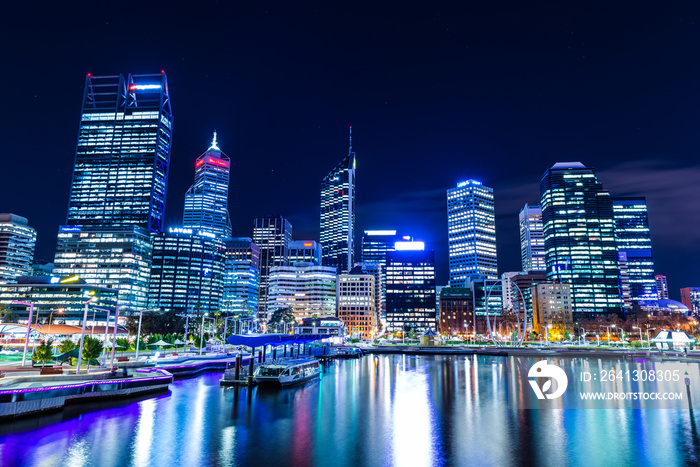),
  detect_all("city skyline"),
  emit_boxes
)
[1,3,698,296]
